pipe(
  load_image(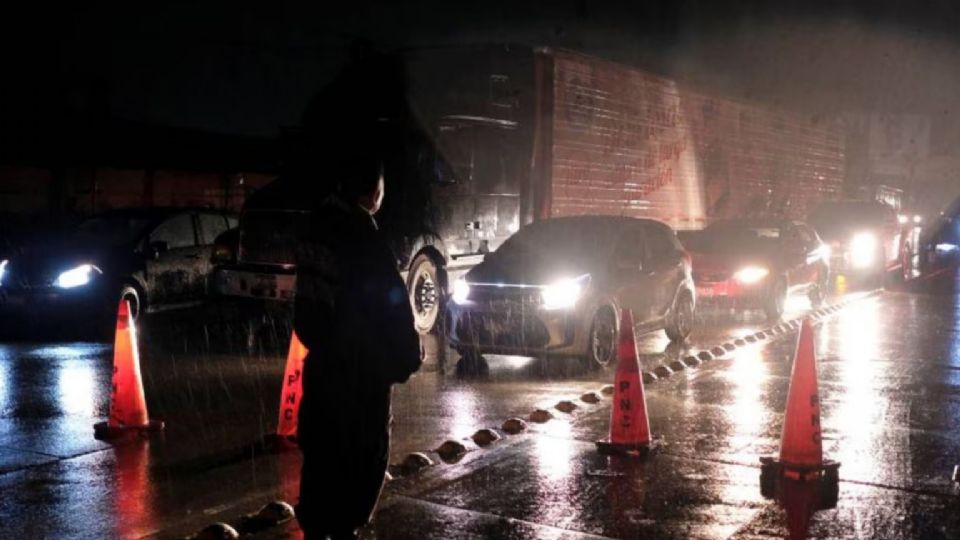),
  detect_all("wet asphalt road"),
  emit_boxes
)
[1,280,959,538]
